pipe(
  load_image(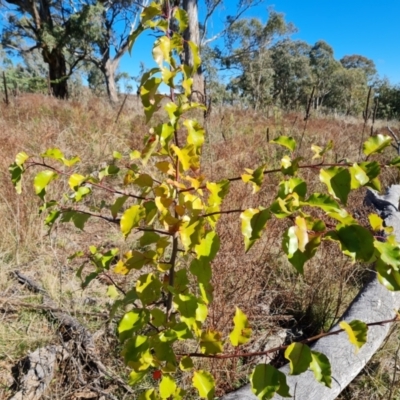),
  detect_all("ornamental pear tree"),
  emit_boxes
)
[9,3,400,399]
